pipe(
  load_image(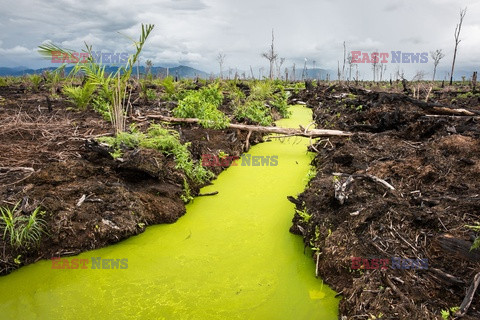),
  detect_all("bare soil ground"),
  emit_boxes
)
[289,83,480,319]
[0,83,259,275]
[2,80,480,319]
